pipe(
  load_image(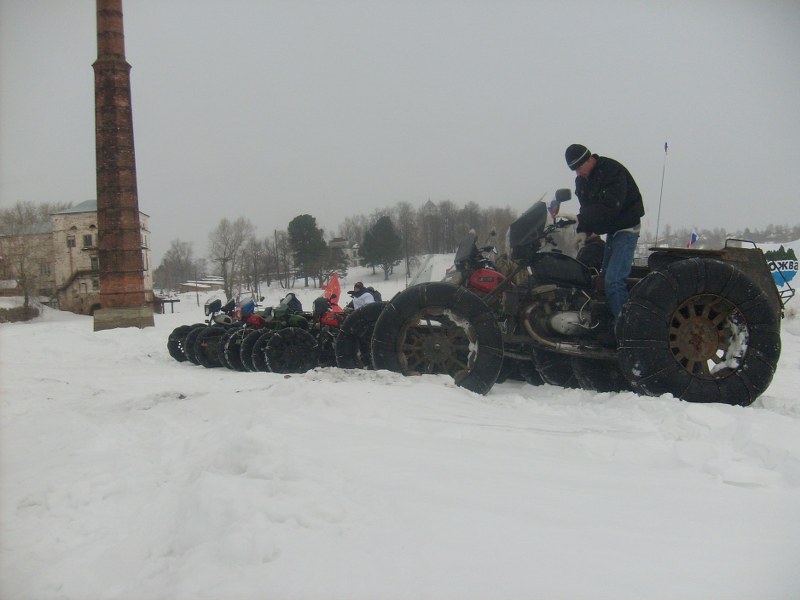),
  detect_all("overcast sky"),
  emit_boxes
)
[1,0,799,264]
